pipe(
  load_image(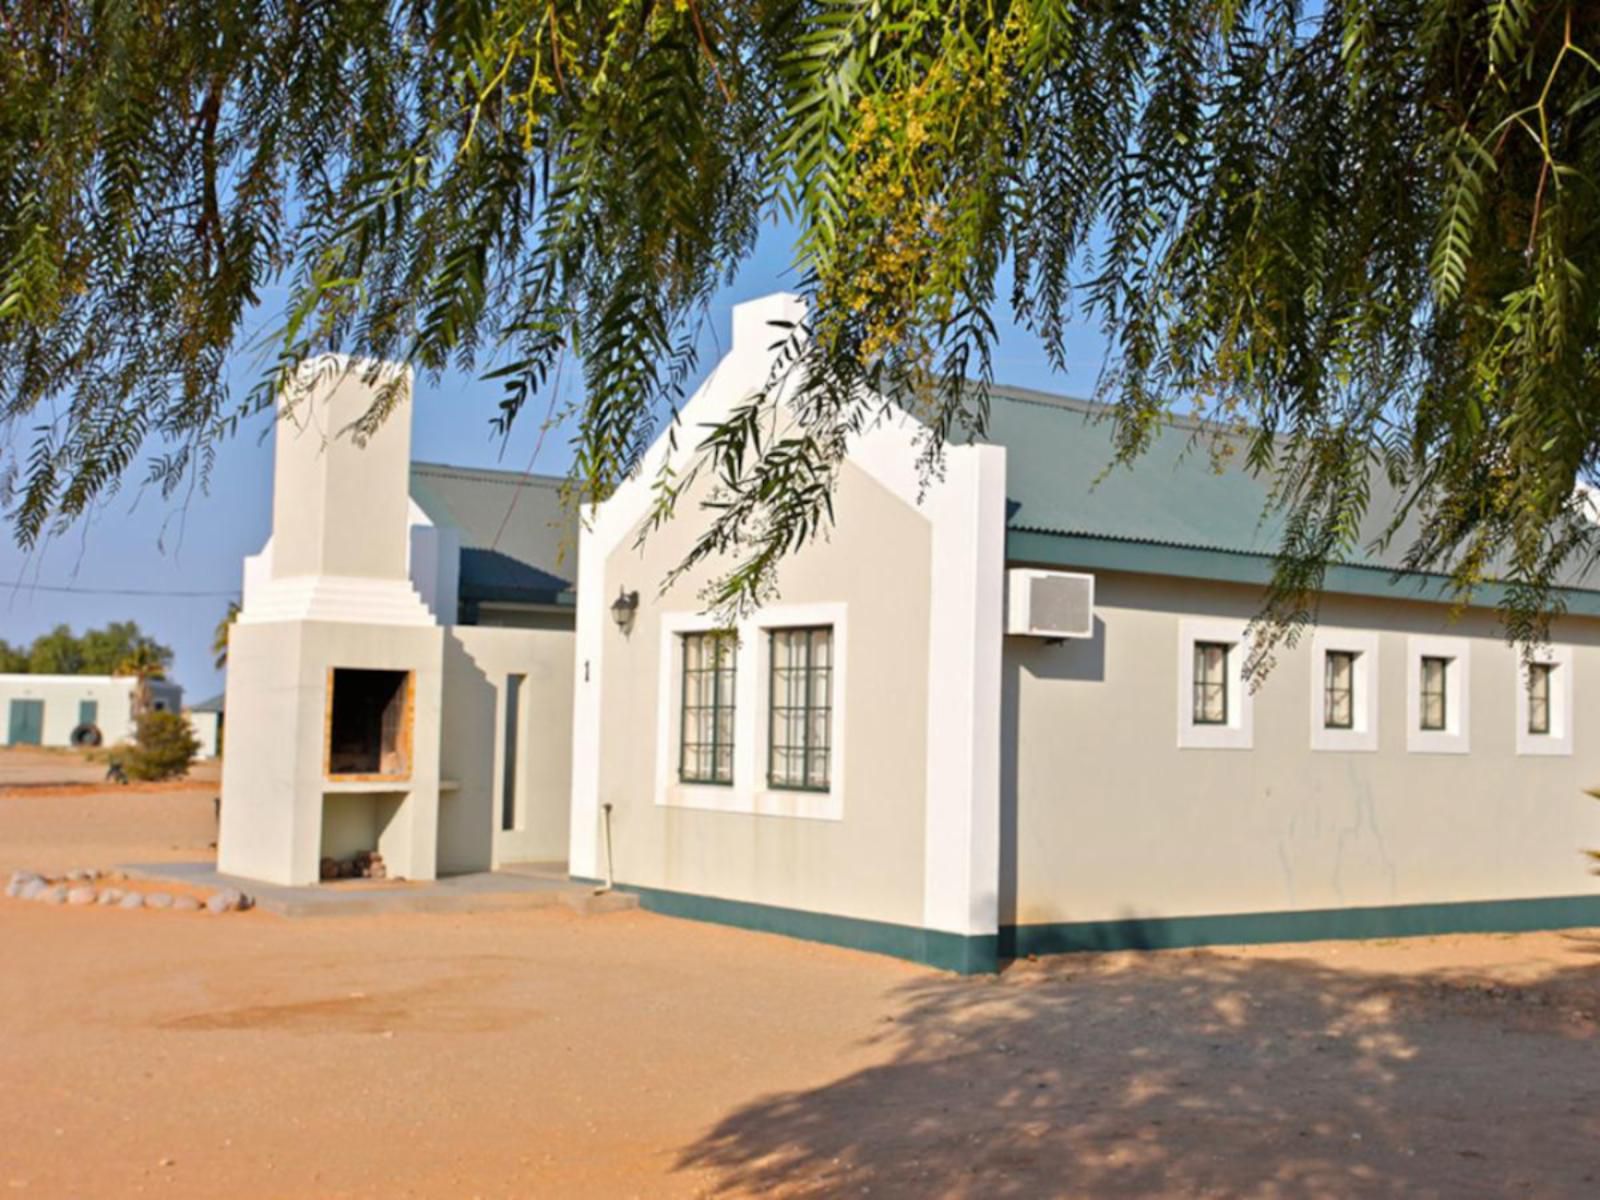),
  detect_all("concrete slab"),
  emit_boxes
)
[493,860,571,881]
[118,861,638,919]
